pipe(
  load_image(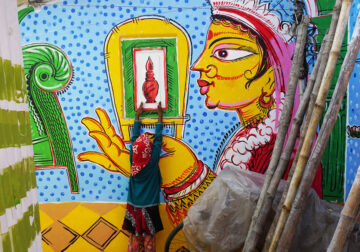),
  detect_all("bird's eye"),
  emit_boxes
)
[213,49,254,61]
